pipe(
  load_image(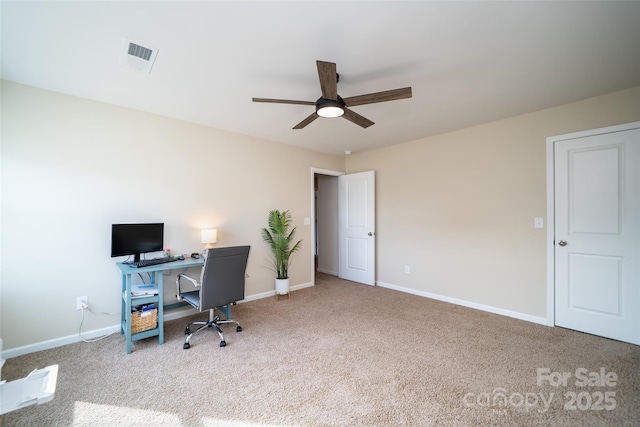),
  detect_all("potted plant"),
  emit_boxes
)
[261,210,303,297]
